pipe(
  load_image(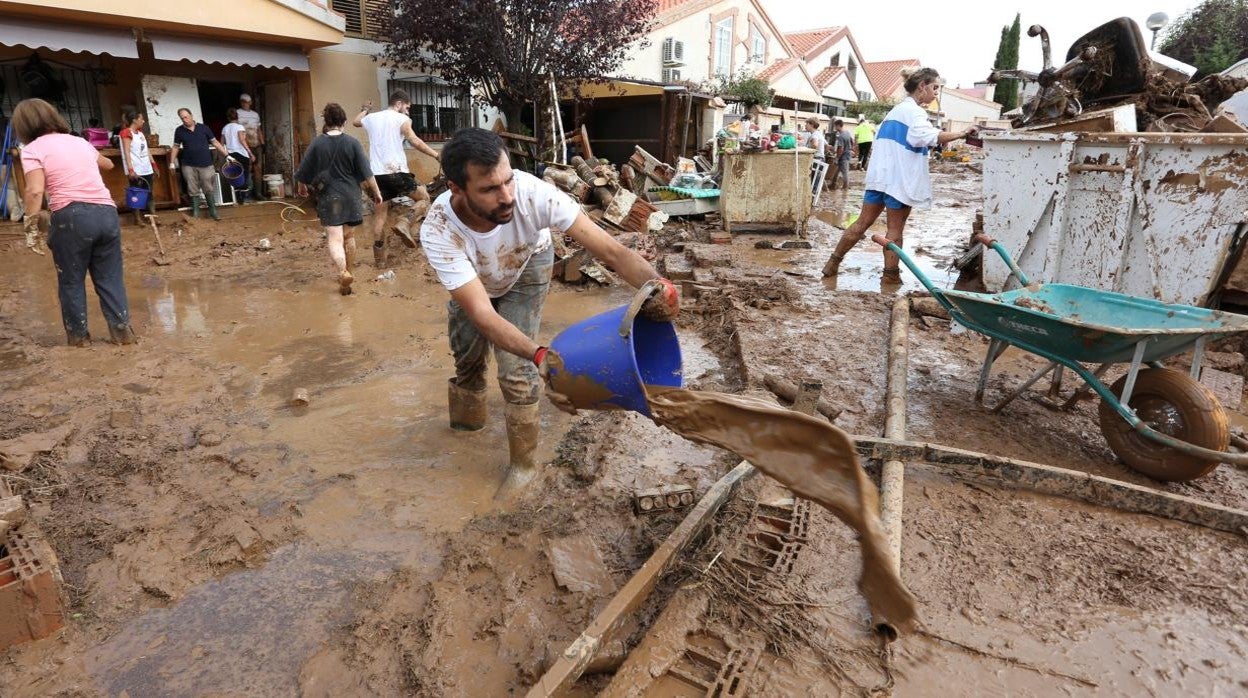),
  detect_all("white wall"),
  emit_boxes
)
[618,0,781,85]
[824,71,859,102]
[941,90,1002,131]
[771,65,821,103]
[804,35,874,100]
